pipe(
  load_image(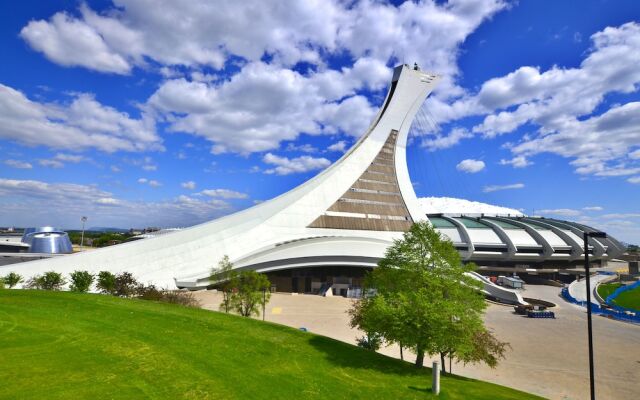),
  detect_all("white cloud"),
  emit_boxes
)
[137,178,148,184]
[421,127,472,151]
[0,83,161,153]
[181,181,196,190]
[149,62,379,154]
[142,164,157,171]
[499,155,532,168]
[538,208,582,217]
[4,159,32,169]
[285,143,318,153]
[38,159,64,169]
[0,178,231,228]
[110,165,121,173]
[628,176,640,184]
[456,159,485,173]
[482,183,525,193]
[583,206,603,211]
[327,140,347,153]
[53,153,85,163]
[263,153,330,175]
[200,189,248,199]
[430,22,640,179]
[19,1,505,88]
[148,180,162,187]
[601,213,640,219]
